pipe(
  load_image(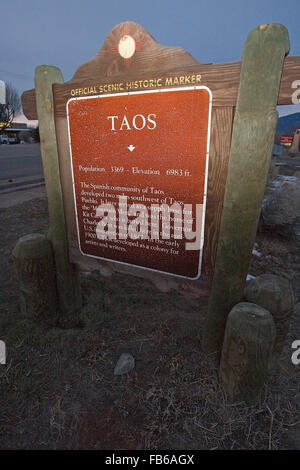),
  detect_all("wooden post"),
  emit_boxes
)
[12,234,58,325]
[202,23,290,353]
[219,302,276,405]
[35,65,81,327]
[244,274,295,372]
